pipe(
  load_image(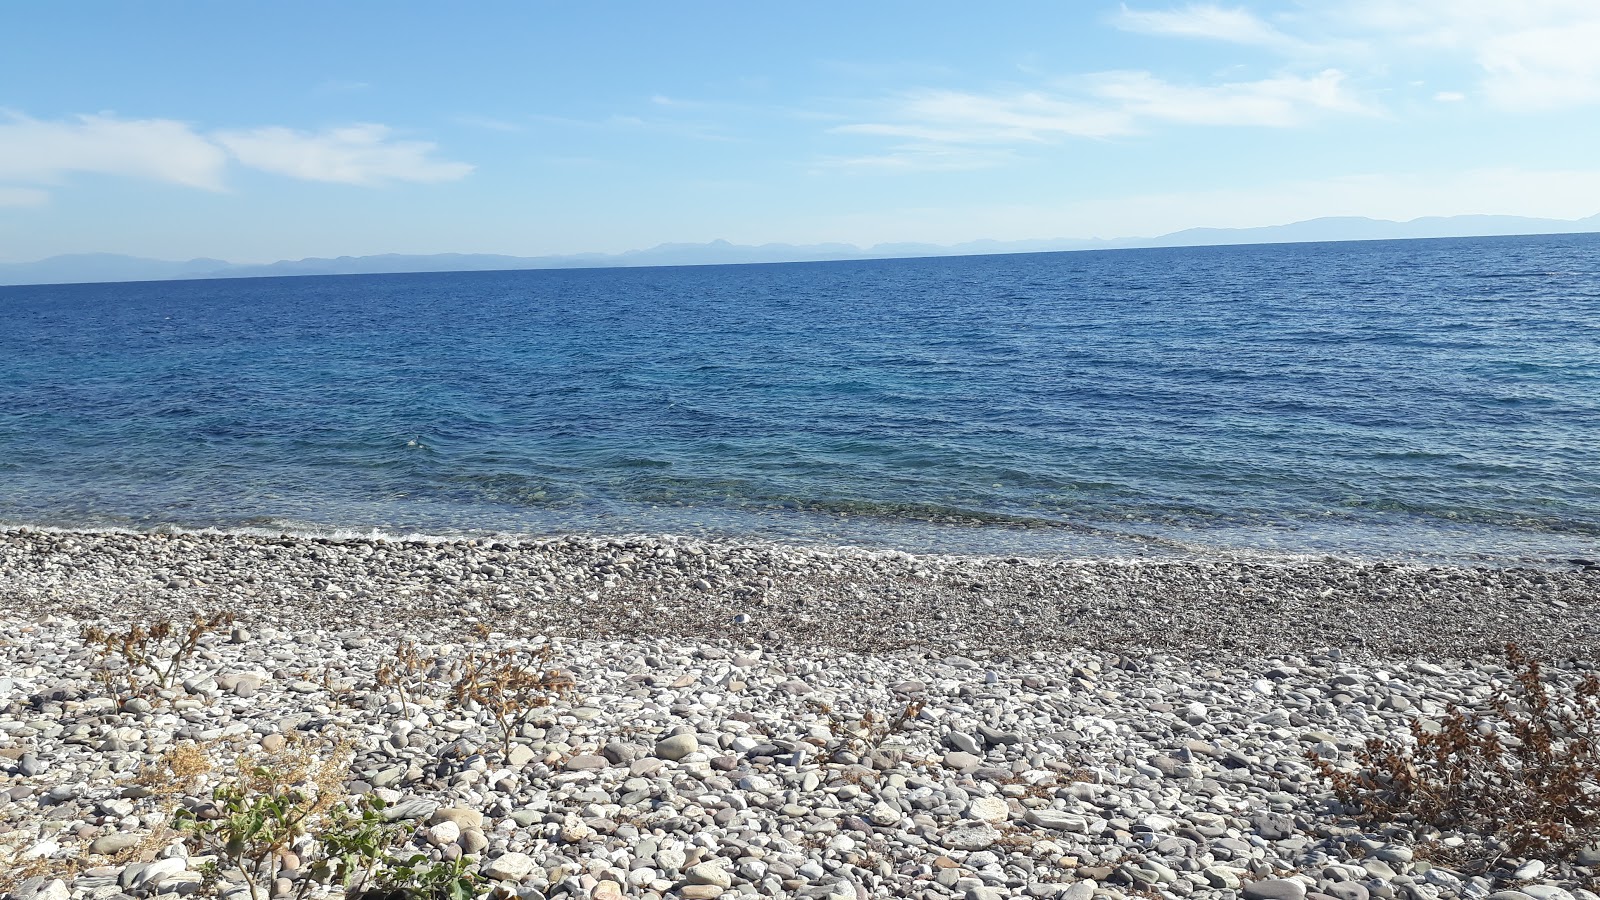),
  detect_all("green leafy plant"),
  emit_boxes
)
[351,854,479,900]
[1314,643,1600,863]
[172,736,353,900]
[81,611,234,702]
